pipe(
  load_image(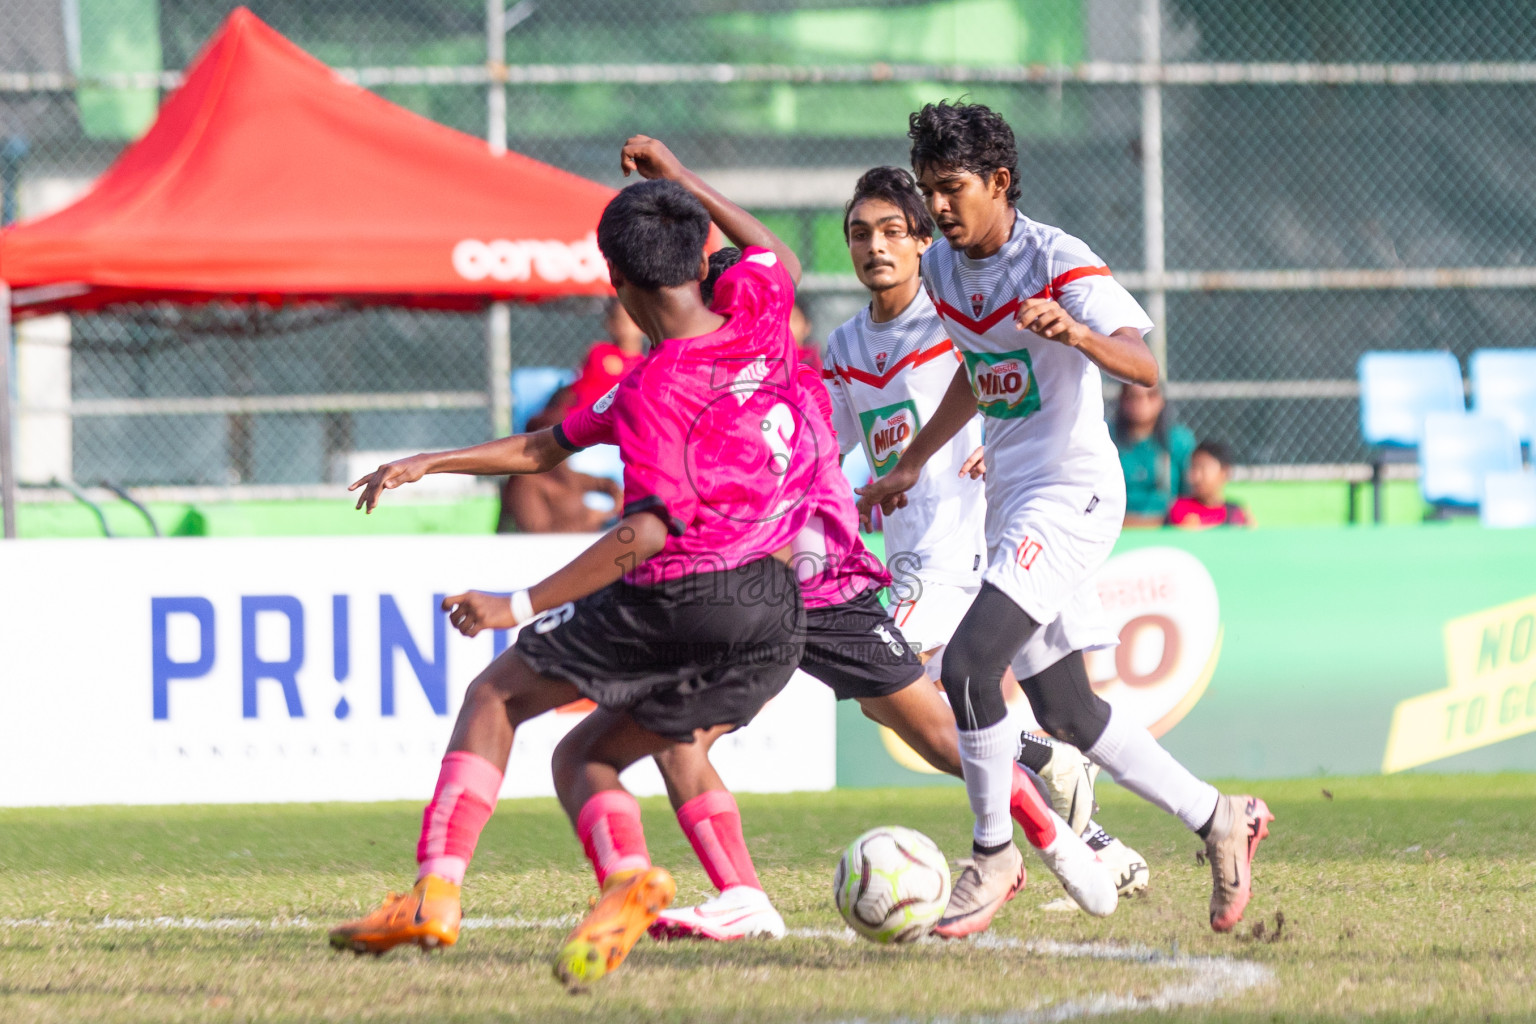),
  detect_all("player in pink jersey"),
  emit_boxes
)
[331,137,821,988]
[634,251,1114,942]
